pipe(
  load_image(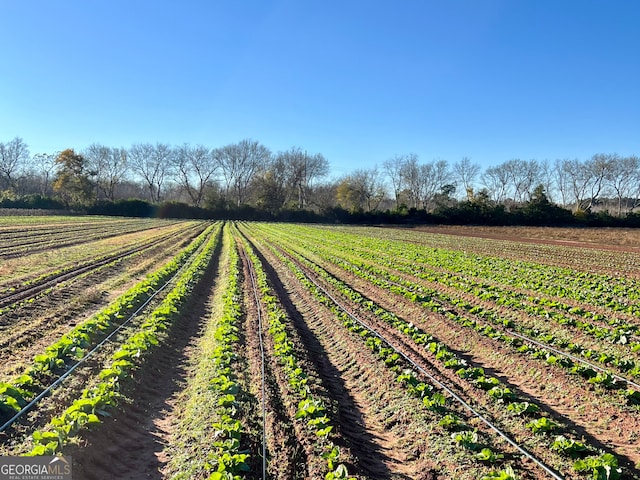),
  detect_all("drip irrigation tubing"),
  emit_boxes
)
[241,245,268,480]
[0,224,203,309]
[293,255,566,480]
[0,234,207,435]
[377,274,640,391]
